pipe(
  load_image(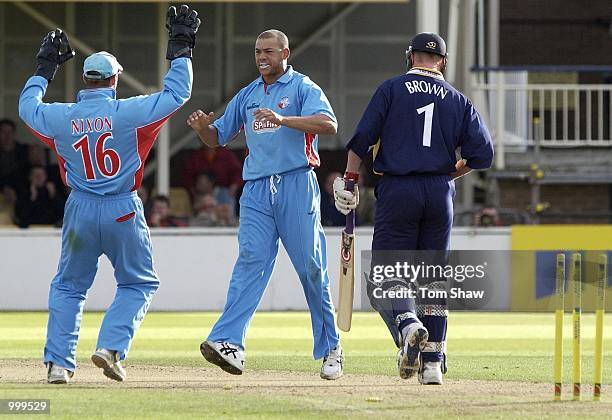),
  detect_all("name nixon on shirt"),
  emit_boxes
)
[71,116,113,135]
